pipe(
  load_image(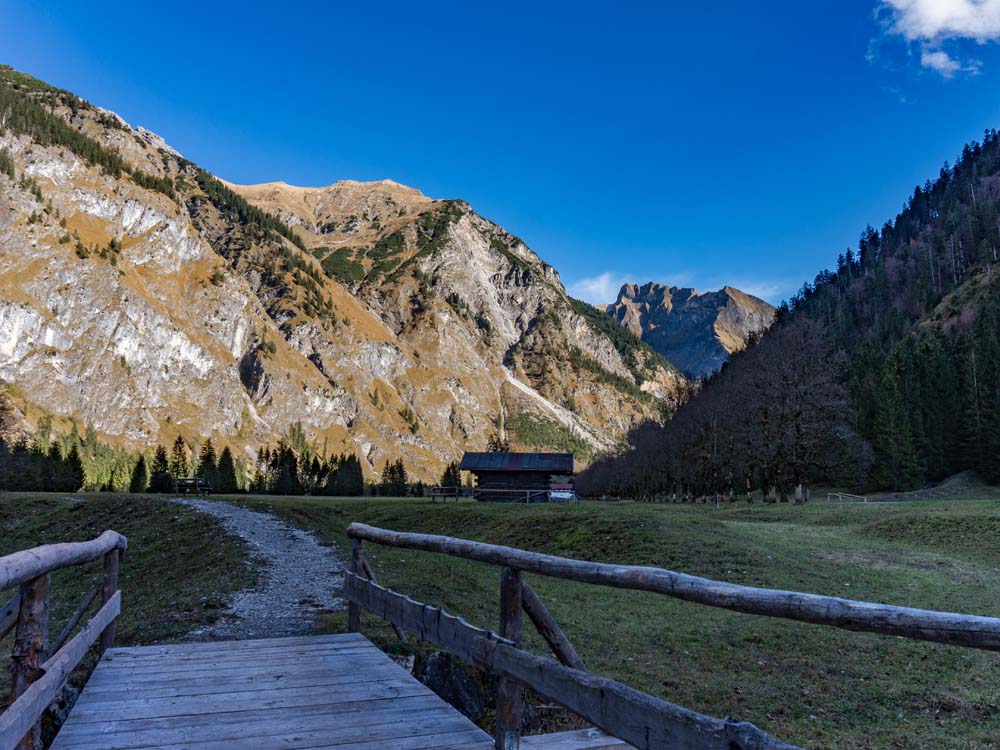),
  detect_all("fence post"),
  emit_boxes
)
[98,548,120,656]
[495,566,523,750]
[12,573,50,750]
[348,538,362,633]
